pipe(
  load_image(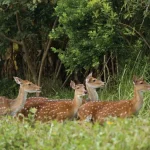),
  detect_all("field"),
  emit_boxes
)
[0,78,150,150]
